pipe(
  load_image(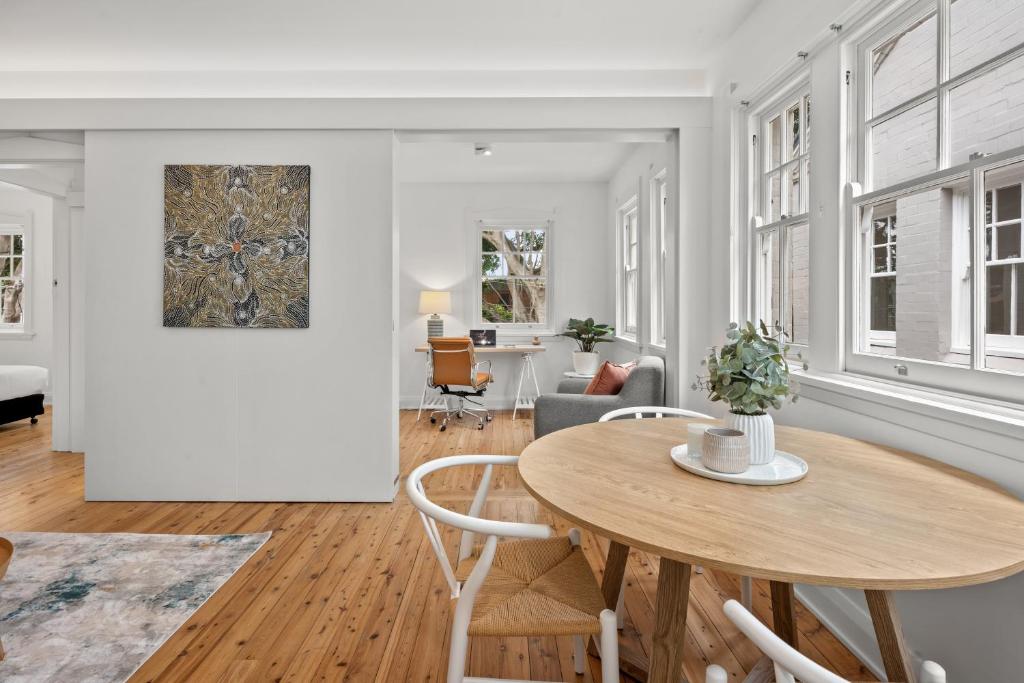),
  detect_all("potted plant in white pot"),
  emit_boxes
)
[692,321,800,465]
[560,318,614,375]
